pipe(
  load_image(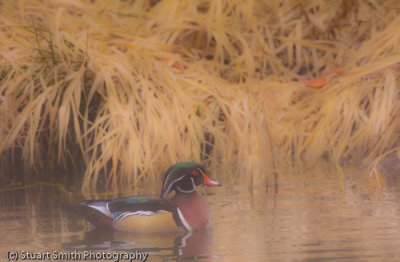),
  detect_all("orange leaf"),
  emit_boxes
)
[297,67,343,89]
